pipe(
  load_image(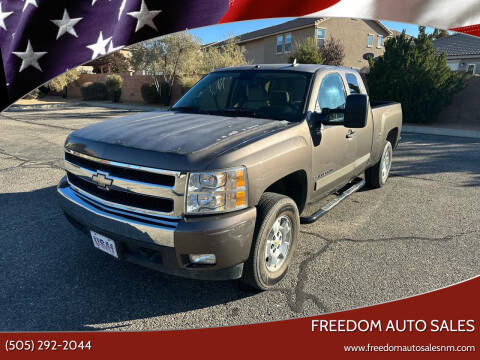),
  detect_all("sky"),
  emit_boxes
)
[189,18,436,44]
